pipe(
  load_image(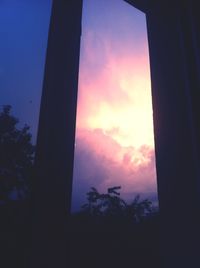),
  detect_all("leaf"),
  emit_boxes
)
[107,186,121,195]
